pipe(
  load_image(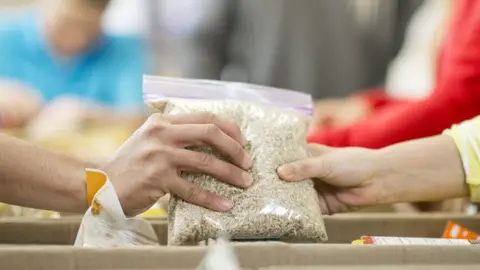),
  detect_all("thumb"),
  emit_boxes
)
[307,144,336,157]
[277,157,332,182]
